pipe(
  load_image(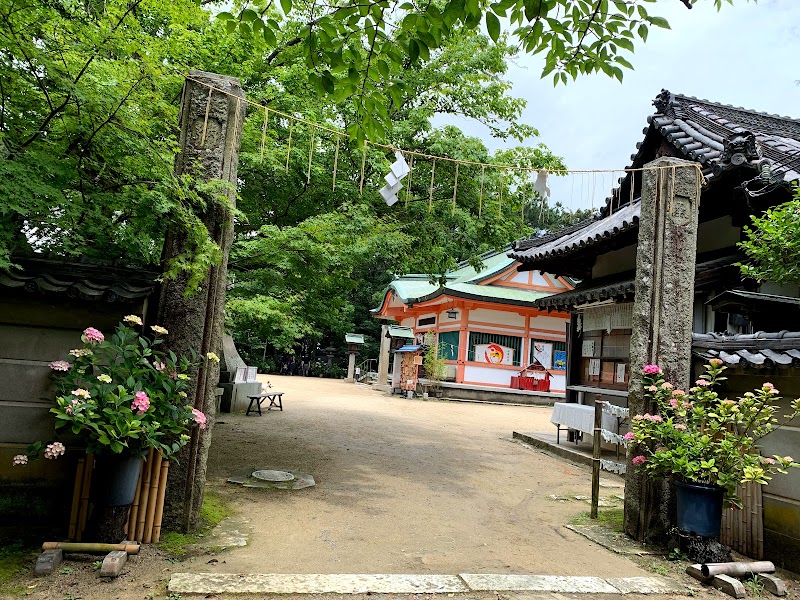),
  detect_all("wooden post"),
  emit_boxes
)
[590,397,602,519]
[68,458,85,540]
